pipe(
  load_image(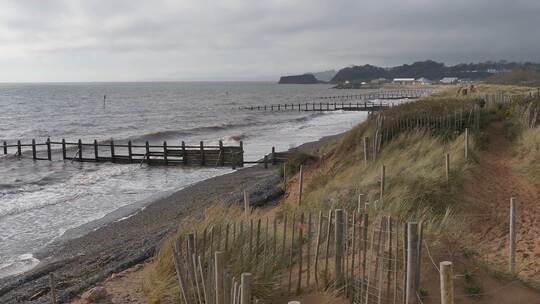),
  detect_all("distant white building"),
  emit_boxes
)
[416,77,432,85]
[440,77,459,84]
[393,78,416,85]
